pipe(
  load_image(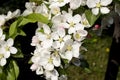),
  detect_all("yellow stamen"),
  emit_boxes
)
[59,37,63,43]
[67,45,72,51]
[70,22,75,27]
[48,57,53,63]
[46,34,51,39]
[0,54,4,59]
[82,20,88,25]
[58,0,64,3]
[75,33,81,39]
[96,2,101,8]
